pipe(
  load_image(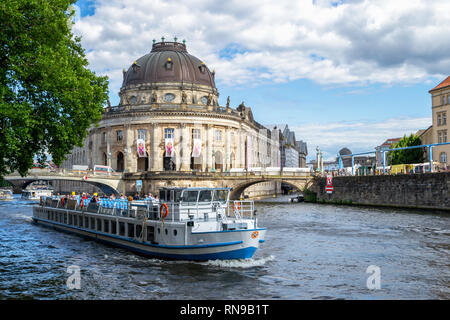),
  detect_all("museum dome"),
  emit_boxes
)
[121,40,216,89]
